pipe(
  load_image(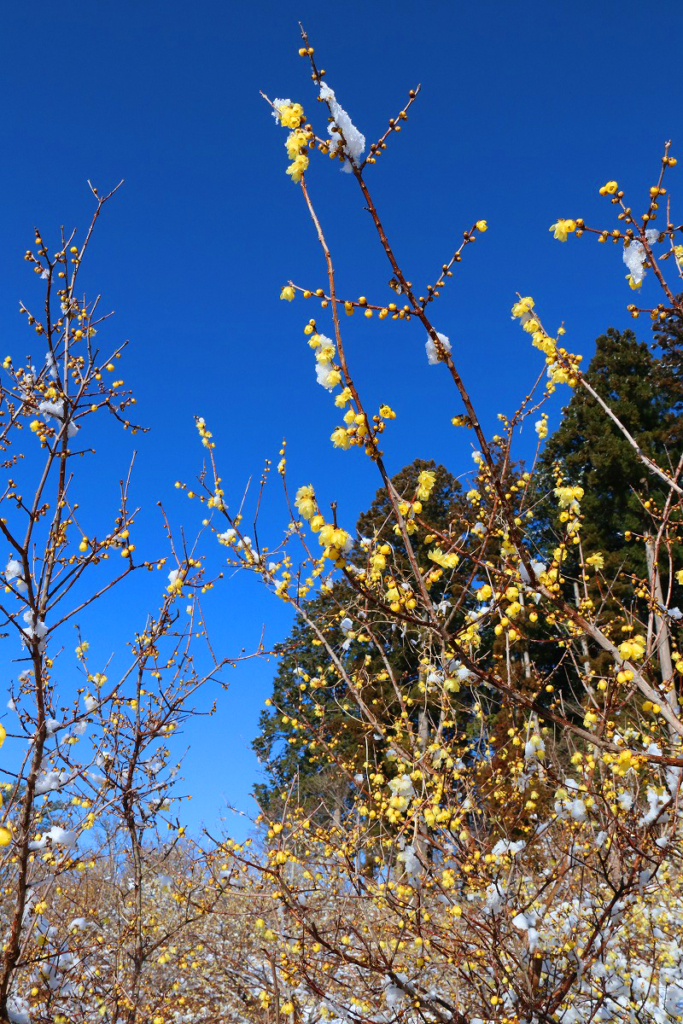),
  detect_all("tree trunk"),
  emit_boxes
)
[645,534,677,712]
